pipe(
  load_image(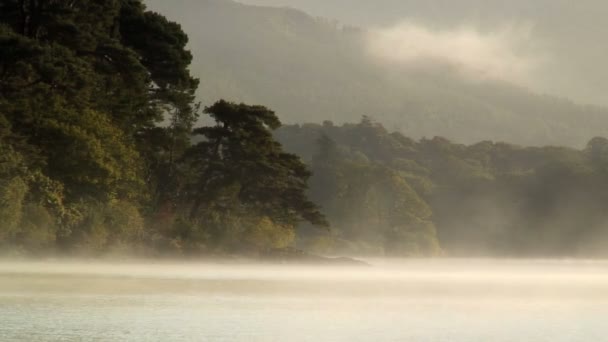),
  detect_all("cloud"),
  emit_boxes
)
[365,22,542,85]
